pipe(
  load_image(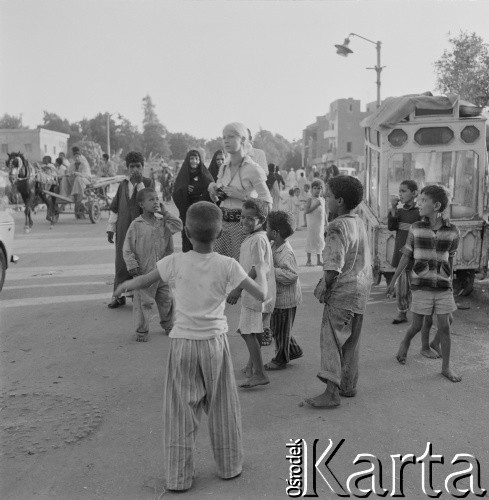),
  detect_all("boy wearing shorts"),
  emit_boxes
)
[387,185,461,382]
